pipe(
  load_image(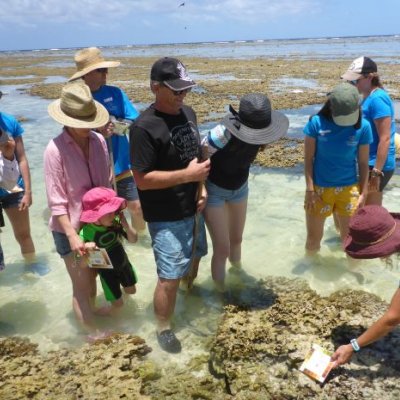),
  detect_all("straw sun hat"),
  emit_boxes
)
[222,93,289,145]
[48,81,109,129]
[69,47,120,81]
